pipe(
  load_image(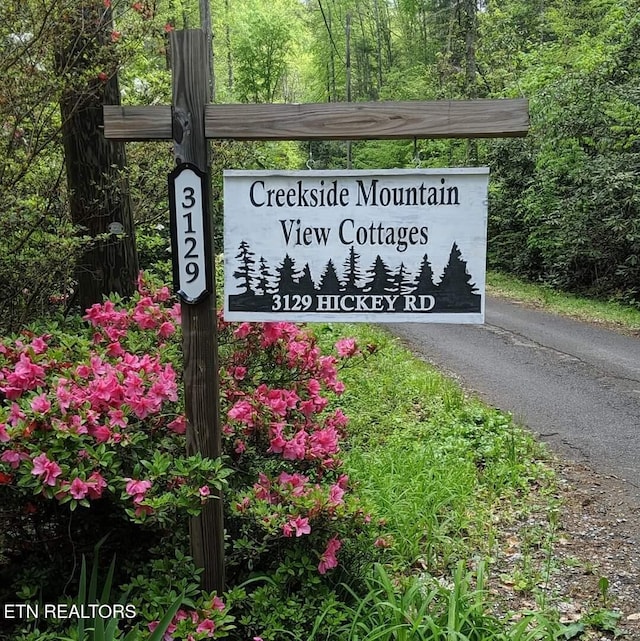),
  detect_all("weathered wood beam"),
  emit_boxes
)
[104,99,529,141]
[171,29,225,596]
[103,105,172,140]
